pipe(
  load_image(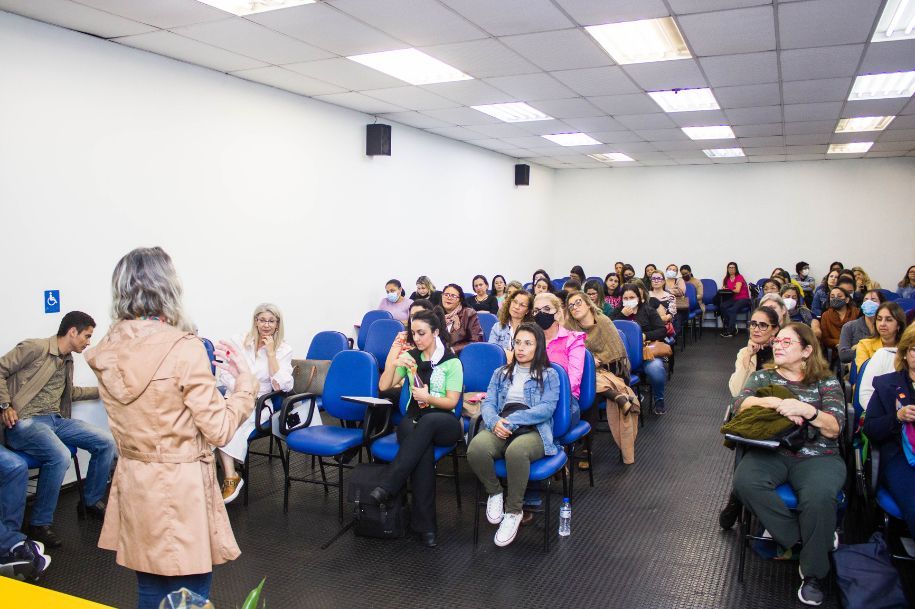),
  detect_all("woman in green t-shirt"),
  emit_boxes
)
[373,309,464,548]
